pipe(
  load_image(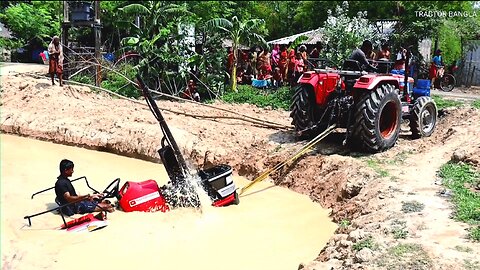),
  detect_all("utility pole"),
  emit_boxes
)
[61,1,102,86]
